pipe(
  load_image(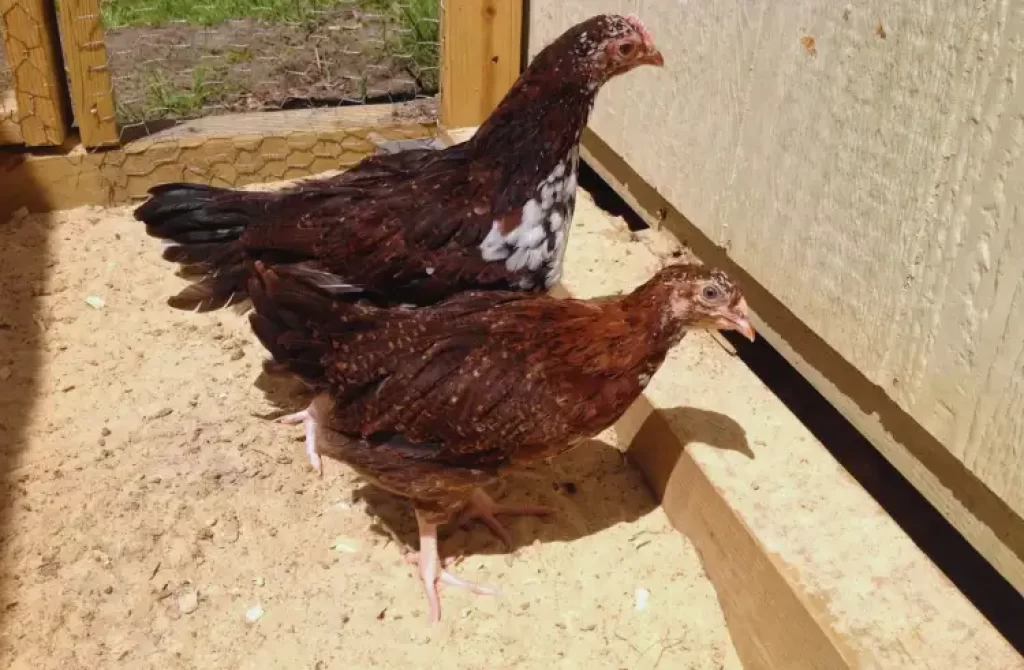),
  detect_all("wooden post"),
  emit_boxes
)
[439,0,523,129]
[0,0,69,146]
[57,0,119,147]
